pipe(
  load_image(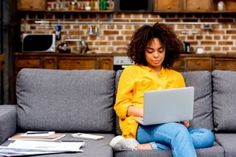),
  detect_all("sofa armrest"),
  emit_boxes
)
[0,105,17,144]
